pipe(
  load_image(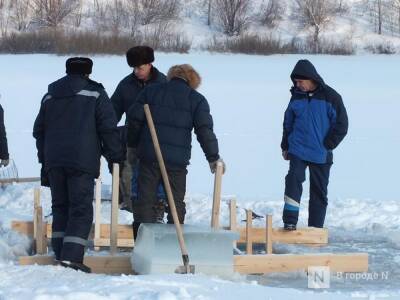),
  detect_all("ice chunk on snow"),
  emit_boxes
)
[132,224,239,276]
